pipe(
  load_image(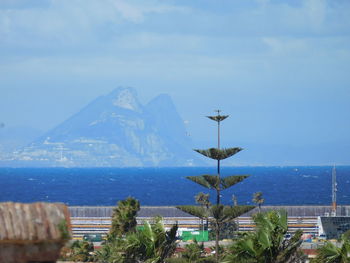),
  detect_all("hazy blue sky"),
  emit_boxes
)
[1,0,350,165]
